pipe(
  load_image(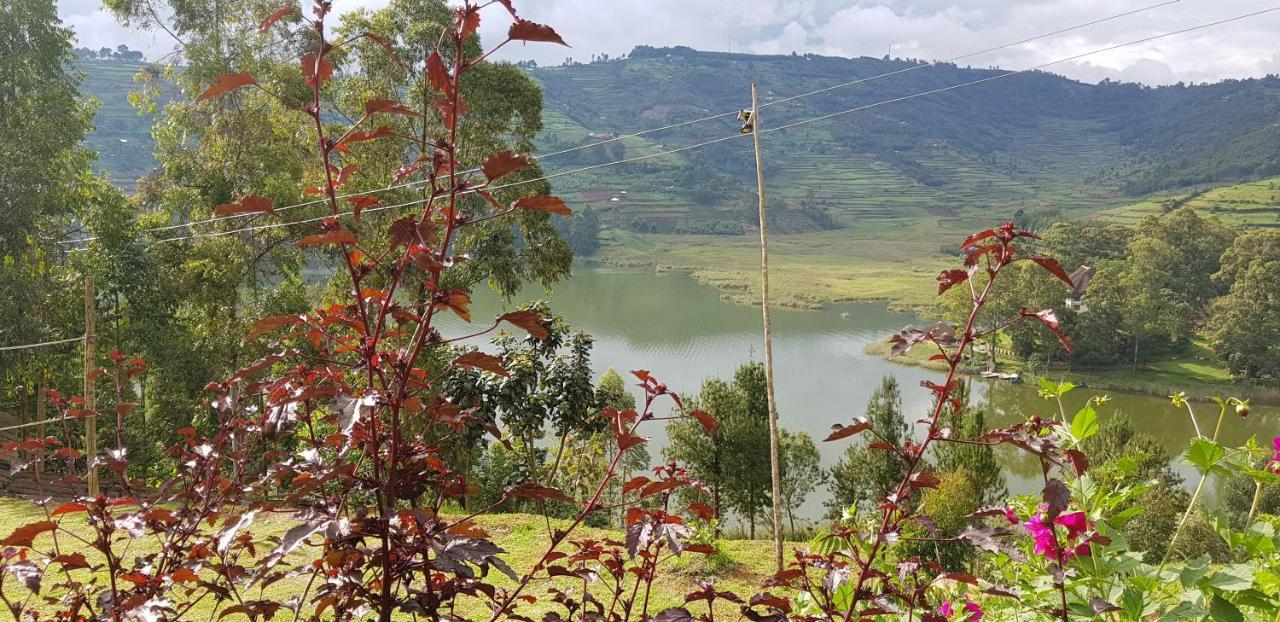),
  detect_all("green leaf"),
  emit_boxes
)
[1121,586,1145,621]
[1070,404,1099,443]
[1186,438,1225,473]
[1038,377,1075,399]
[1179,555,1212,589]
[1203,565,1256,592]
[1209,595,1243,622]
